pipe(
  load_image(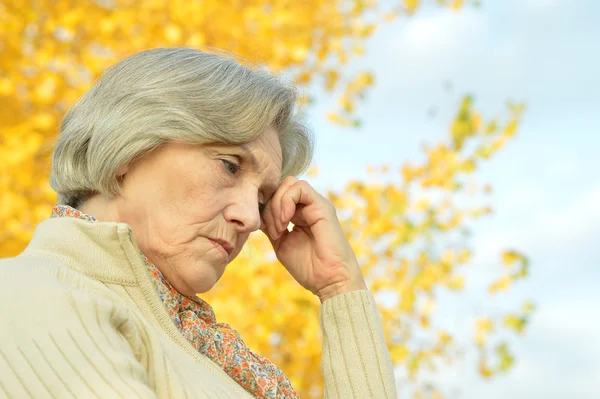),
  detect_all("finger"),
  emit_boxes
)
[259,205,288,251]
[279,180,322,227]
[270,176,298,233]
[262,177,293,241]
[281,183,345,253]
[260,201,278,240]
